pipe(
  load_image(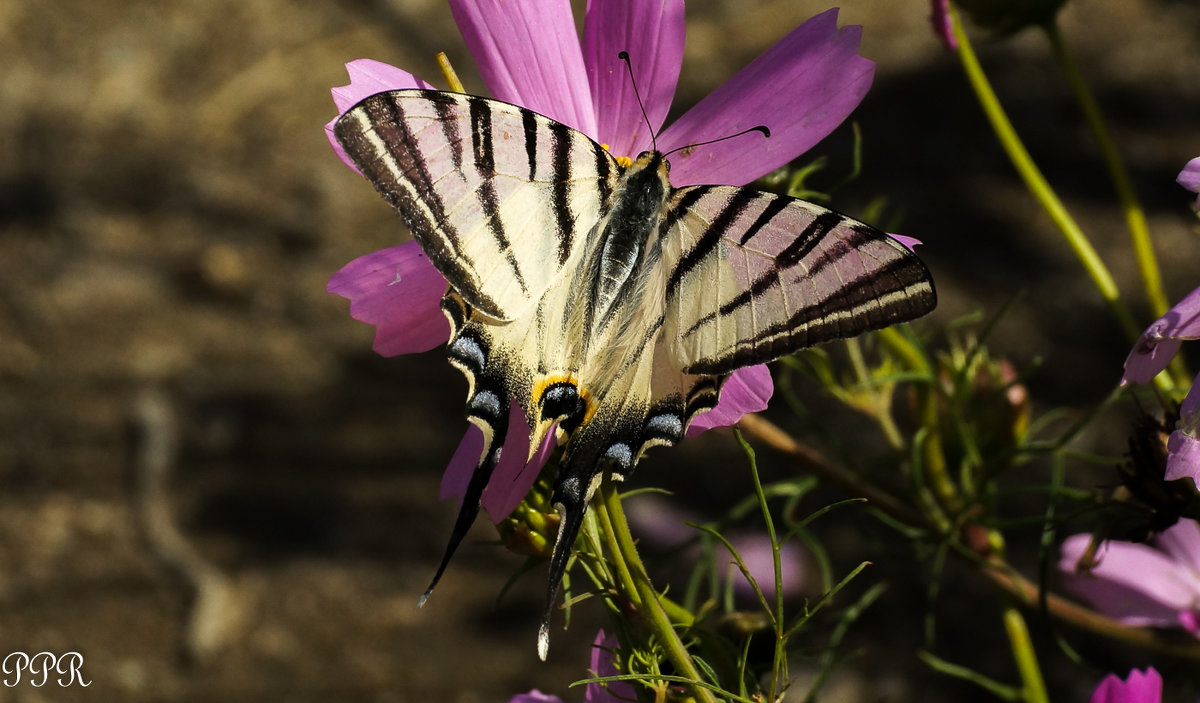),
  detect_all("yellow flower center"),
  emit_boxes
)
[601,143,633,168]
